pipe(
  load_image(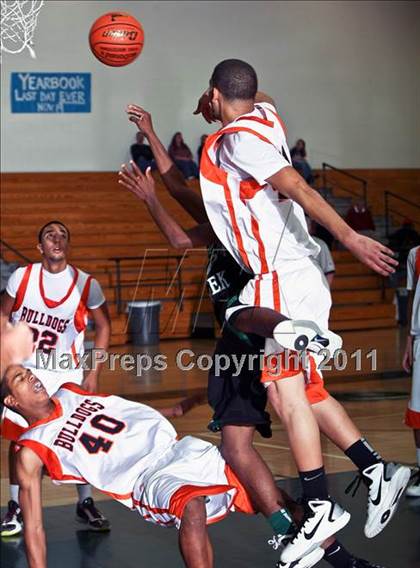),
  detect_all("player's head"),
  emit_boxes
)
[209,59,258,117]
[1,365,49,418]
[37,221,70,262]
[136,132,145,144]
